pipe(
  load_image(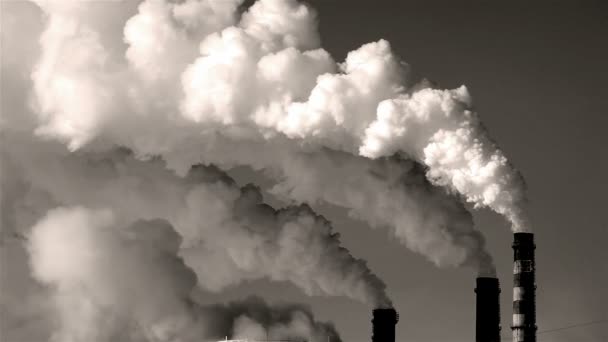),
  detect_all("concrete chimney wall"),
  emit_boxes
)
[475,277,501,342]
[512,233,537,342]
[371,308,398,342]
